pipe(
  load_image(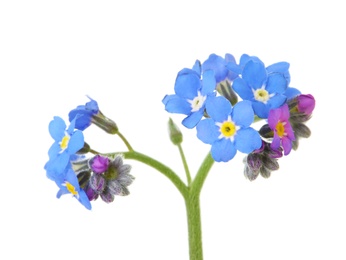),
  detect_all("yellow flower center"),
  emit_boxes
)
[221,121,236,137]
[275,121,286,137]
[60,135,70,150]
[65,181,78,196]
[216,117,239,141]
[254,88,270,103]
